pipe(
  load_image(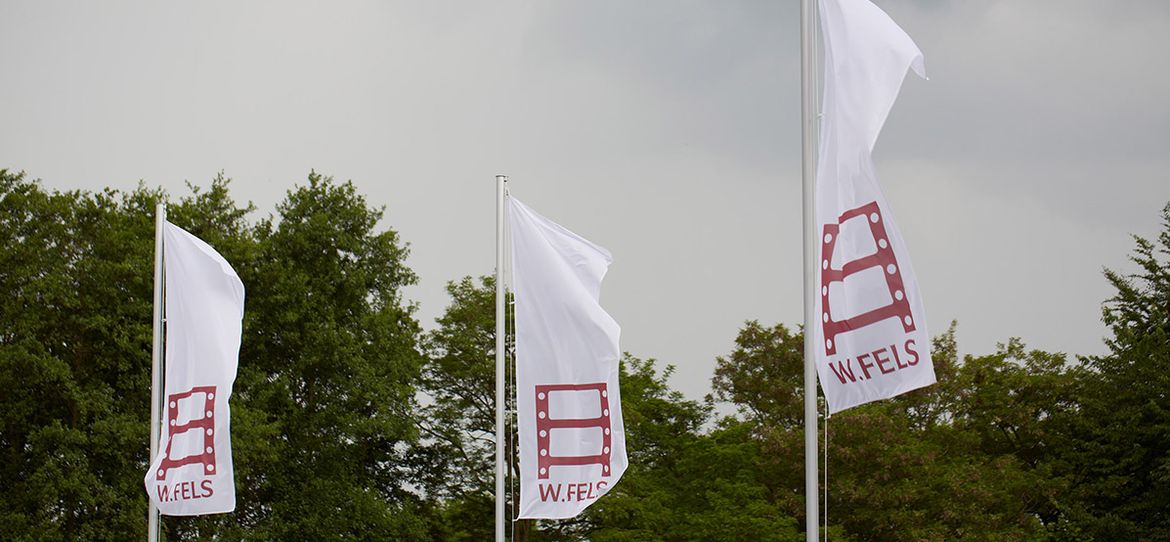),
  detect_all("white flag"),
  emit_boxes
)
[508,196,627,519]
[814,0,935,414]
[145,222,244,515]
